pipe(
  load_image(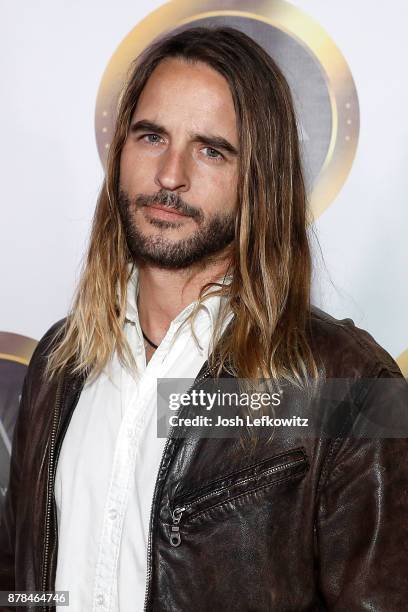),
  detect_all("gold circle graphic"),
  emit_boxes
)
[95,0,359,219]
[0,332,37,366]
[397,348,408,378]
